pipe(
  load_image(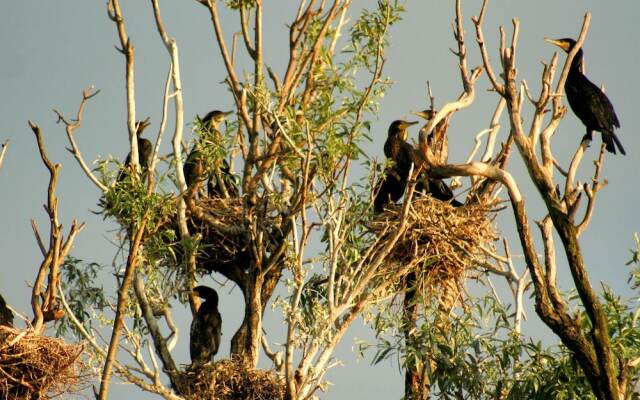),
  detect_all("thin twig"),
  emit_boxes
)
[0,139,9,172]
